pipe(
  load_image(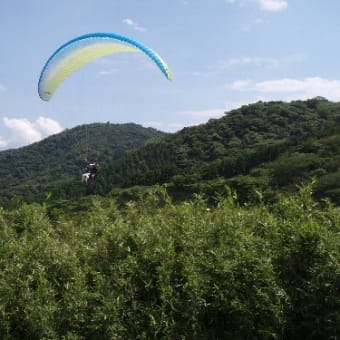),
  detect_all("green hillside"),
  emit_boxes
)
[100,98,340,203]
[0,123,166,205]
[1,98,340,206]
[0,99,339,338]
